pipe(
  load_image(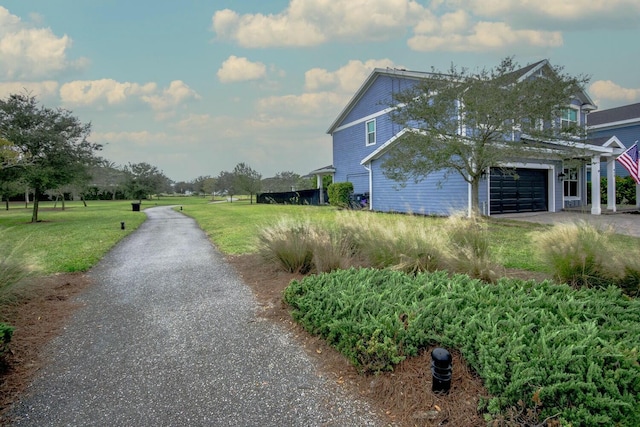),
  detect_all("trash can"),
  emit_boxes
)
[131,202,141,212]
